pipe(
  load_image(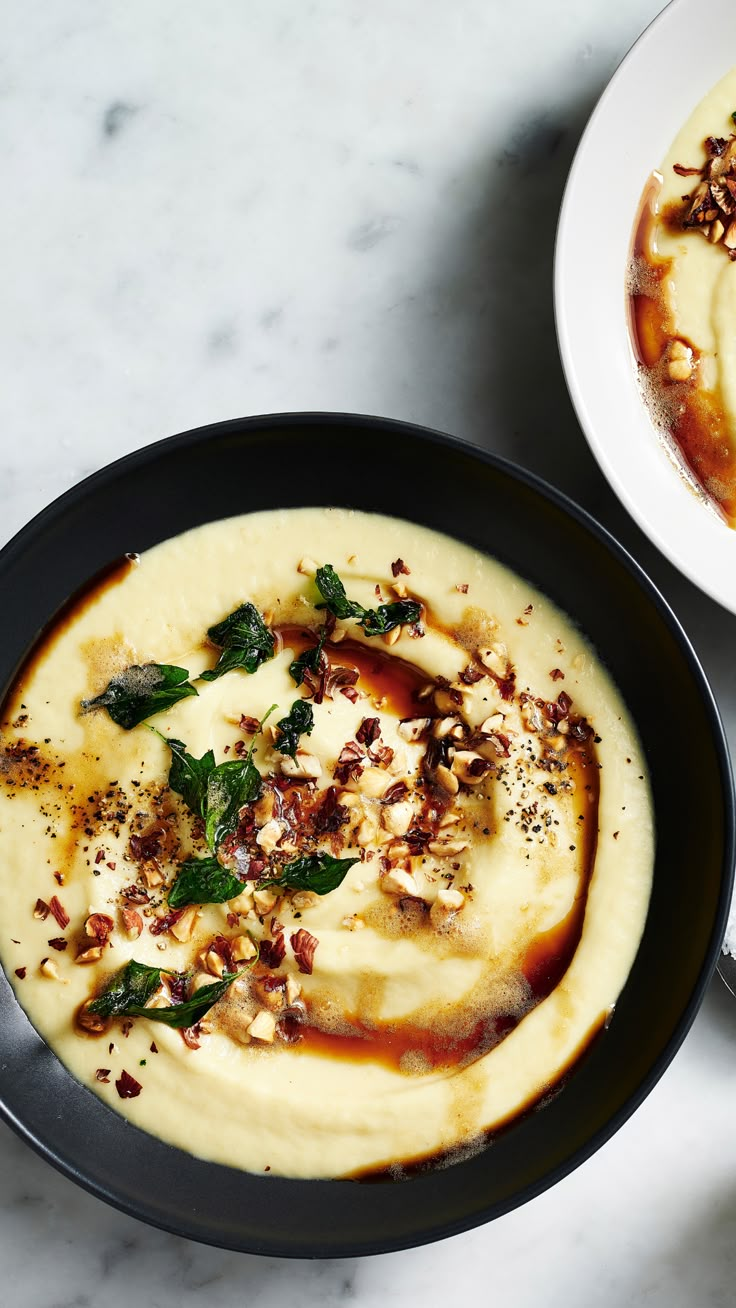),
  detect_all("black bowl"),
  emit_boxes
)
[0,413,732,1256]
